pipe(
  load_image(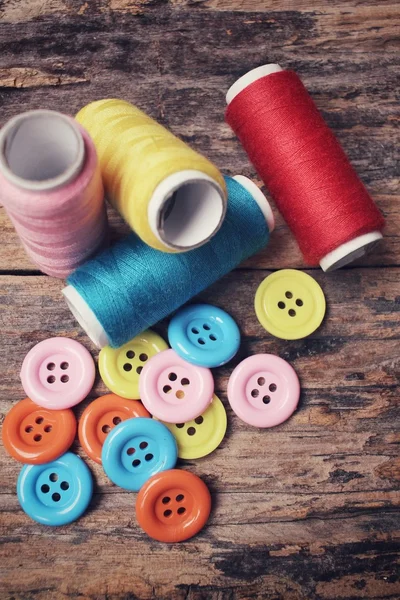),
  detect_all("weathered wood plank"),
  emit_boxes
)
[0,6,398,271]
